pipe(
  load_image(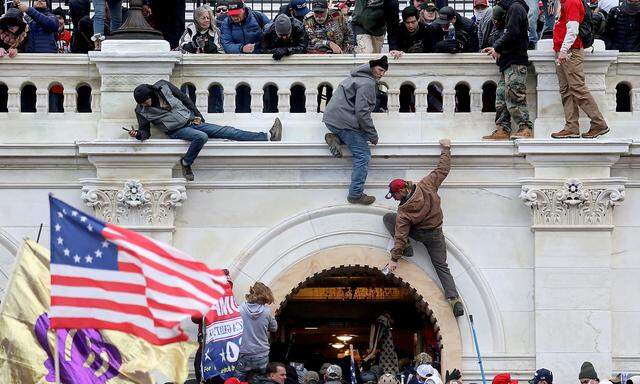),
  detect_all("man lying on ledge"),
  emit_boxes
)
[129,80,282,181]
